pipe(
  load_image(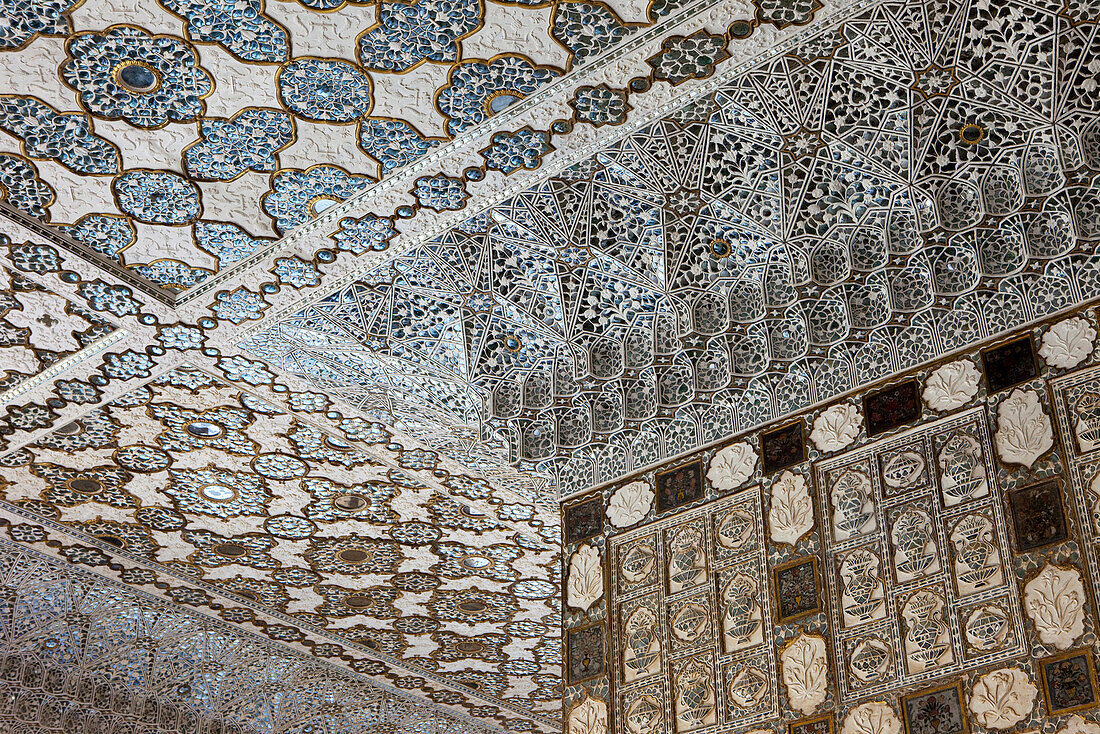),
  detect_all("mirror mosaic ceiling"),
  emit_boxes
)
[0,0,1095,731]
